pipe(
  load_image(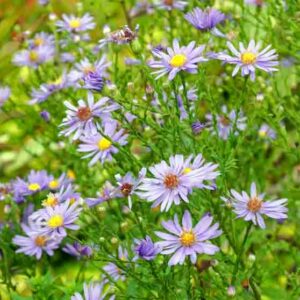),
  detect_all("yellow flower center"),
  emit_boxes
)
[69,19,81,29]
[49,180,59,189]
[247,197,262,212]
[83,66,95,75]
[43,194,58,207]
[241,52,256,65]
[69,198,76,205]
[183,167,192,174]
[35,236,47,247]
[98,138,112,151]
[47,215,64,228]
[29,51,38,62]
[180,231,196,247]
[67,170,76,180]
[169,54,187,68]
[28,183,41,191]
[258,130,267,138]
[34,38,44,46]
